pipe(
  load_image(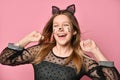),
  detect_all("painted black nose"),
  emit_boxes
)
[58,27,64,31]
